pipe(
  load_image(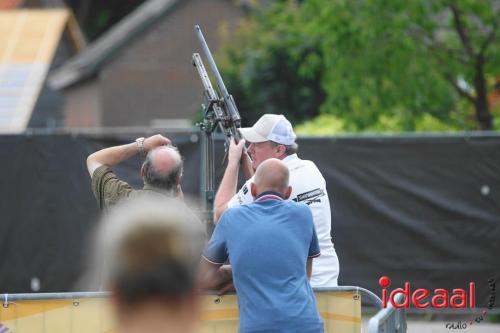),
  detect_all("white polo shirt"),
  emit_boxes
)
[228,154,339,287]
